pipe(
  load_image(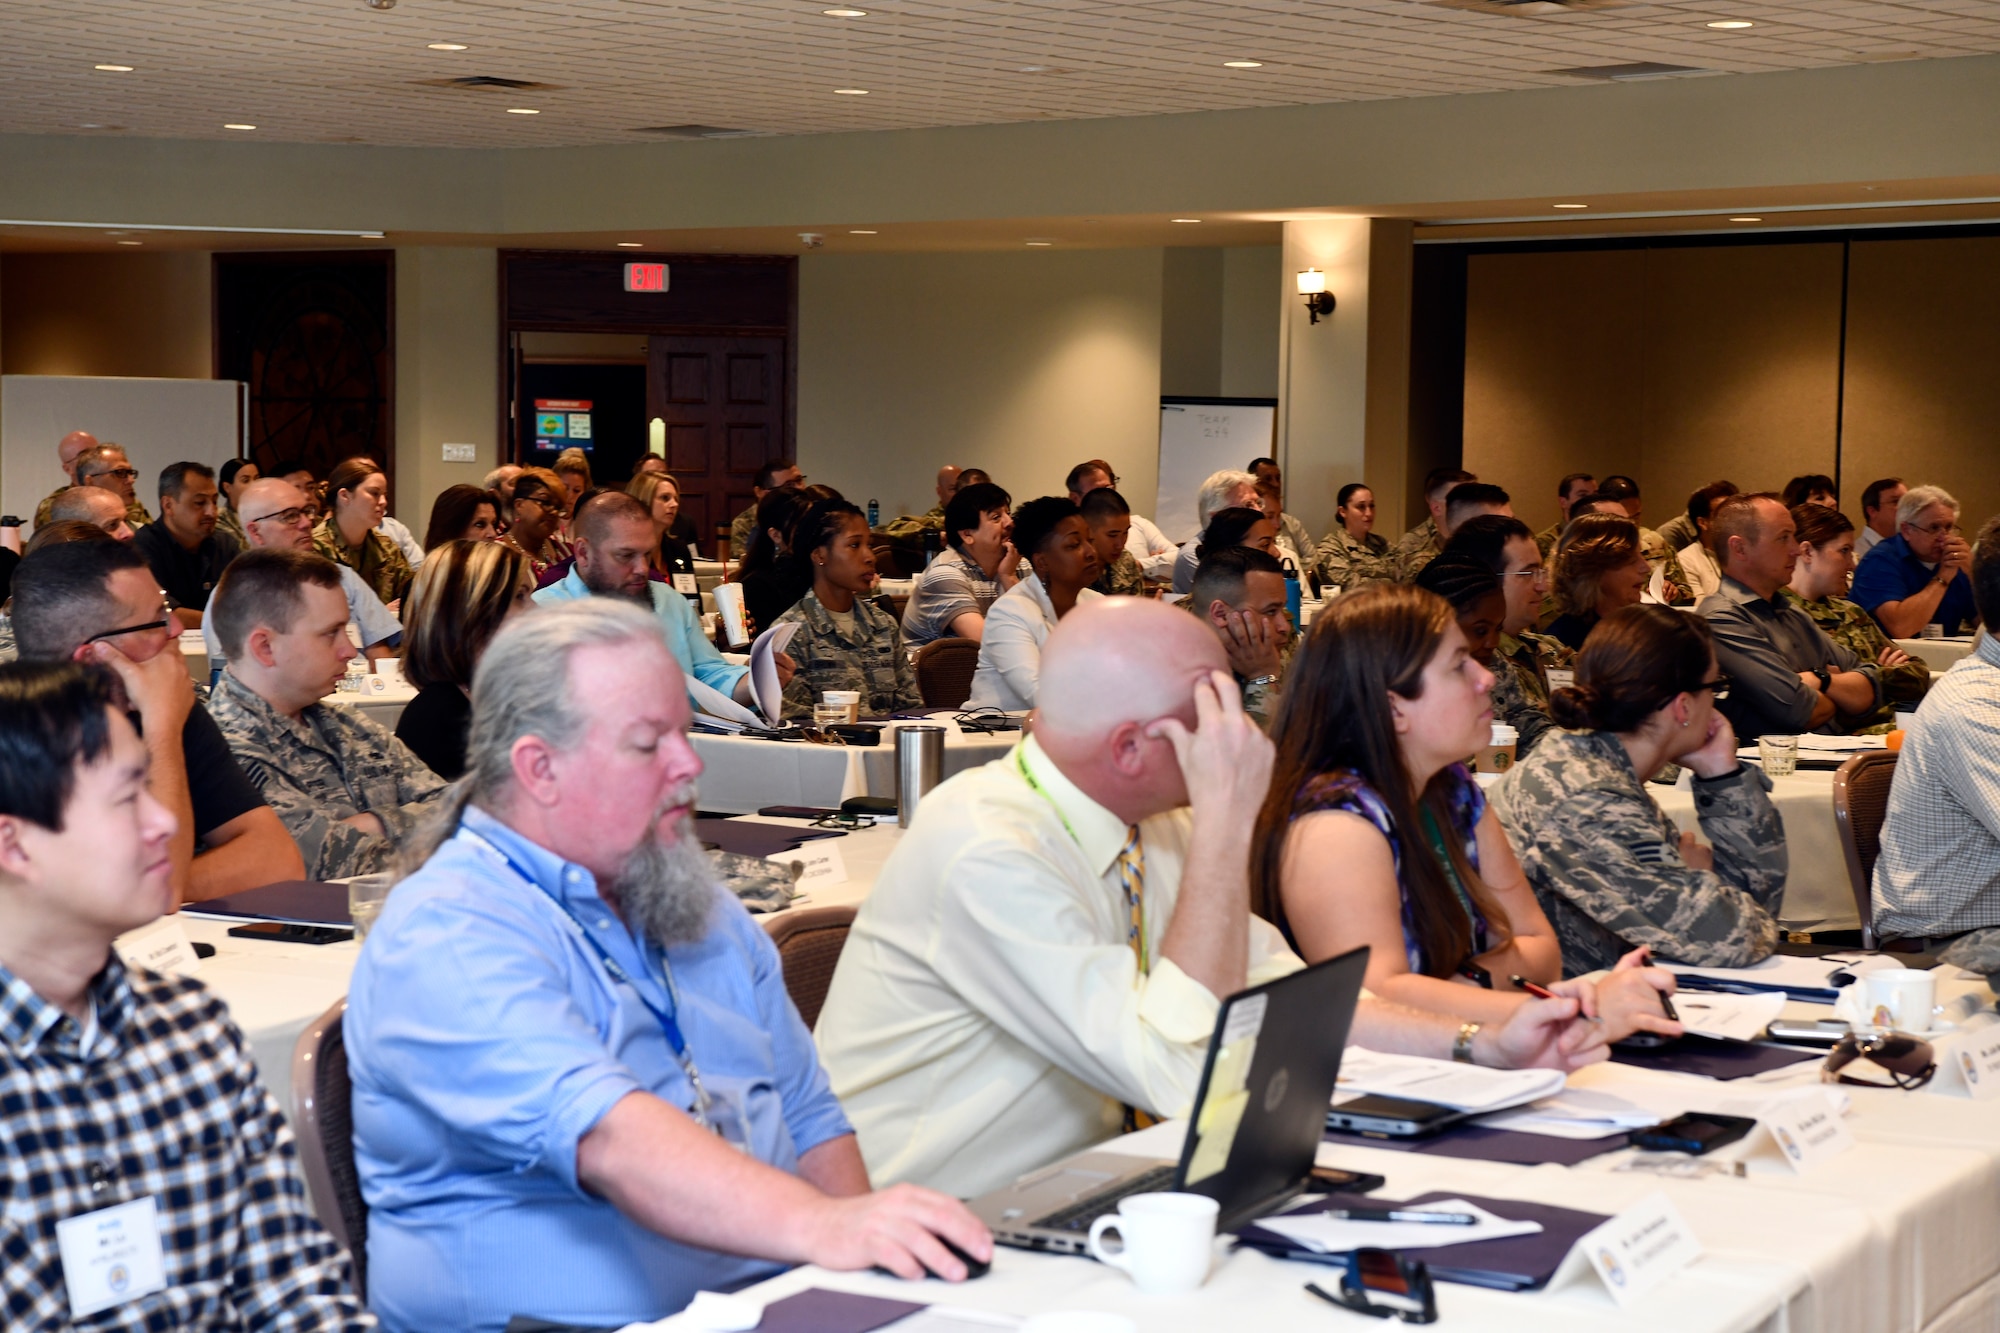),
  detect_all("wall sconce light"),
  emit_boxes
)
[1297,268,1336,324]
